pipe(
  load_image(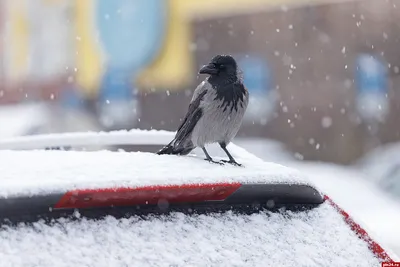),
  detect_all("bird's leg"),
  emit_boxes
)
[219,142,242,166]
[202,147,224,165]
